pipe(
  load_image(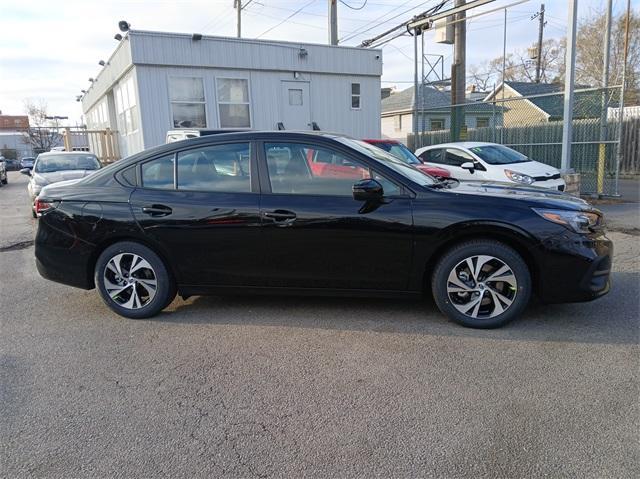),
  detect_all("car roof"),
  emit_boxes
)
[362,138,401,144]
[420,142,497,150]
[38,151,99,157]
